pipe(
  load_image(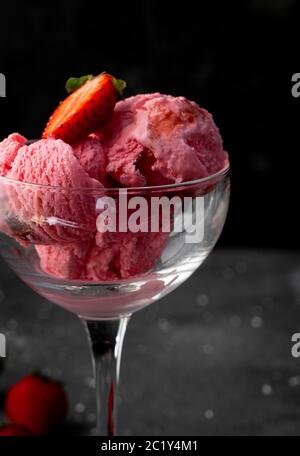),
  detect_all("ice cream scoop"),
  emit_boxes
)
[2,138,102,244]
[98,93,228,187]
[0,133,27,176]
